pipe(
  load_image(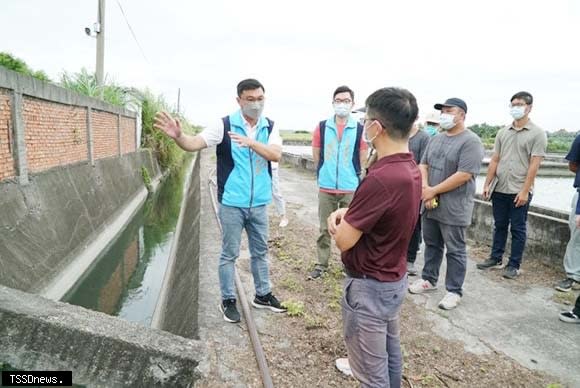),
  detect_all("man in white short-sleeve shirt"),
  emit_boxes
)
[154,78,287,323]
